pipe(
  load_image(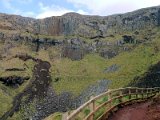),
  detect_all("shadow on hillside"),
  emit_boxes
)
[129,61,160,87]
